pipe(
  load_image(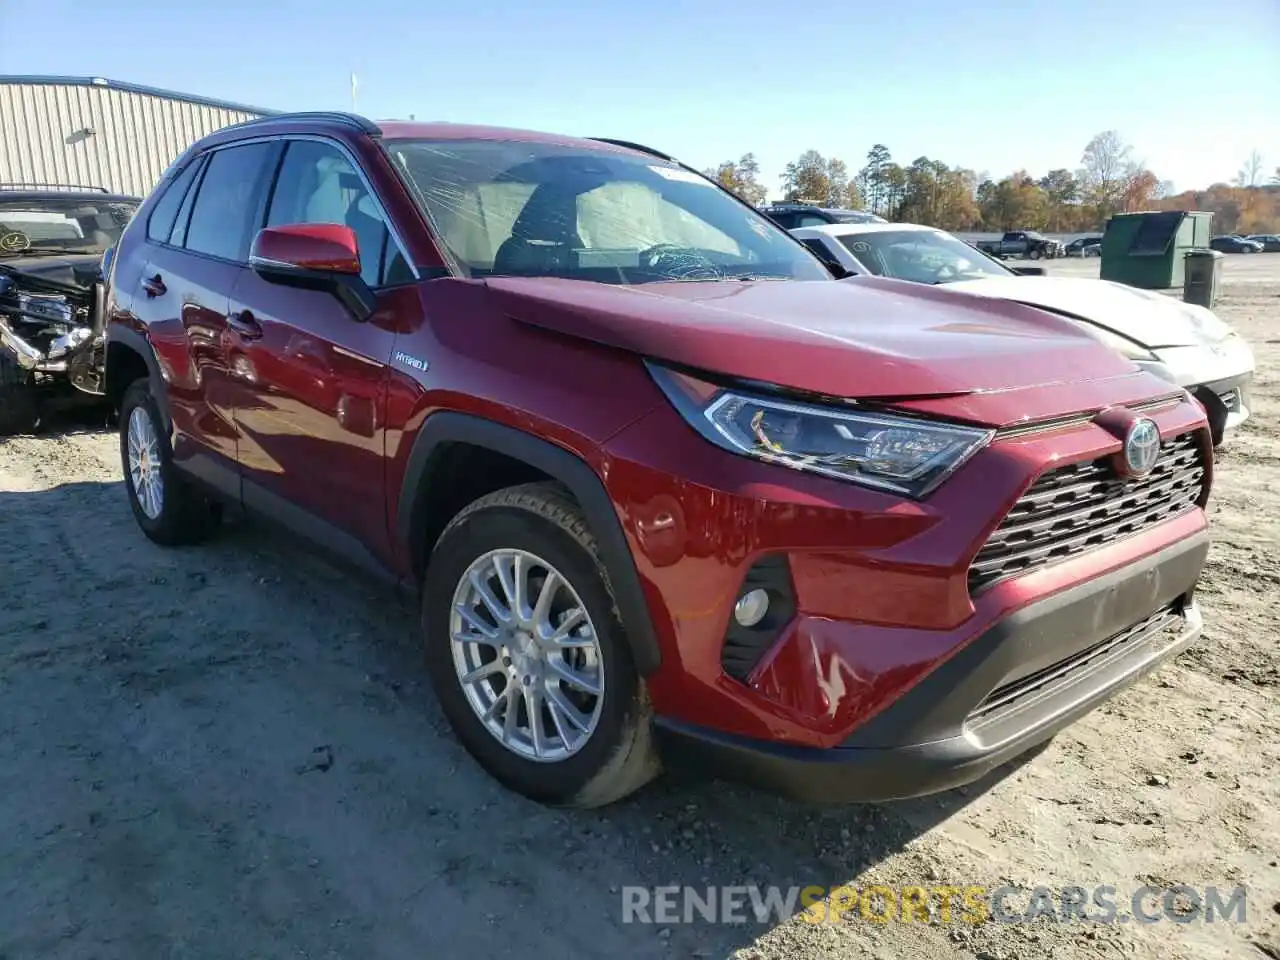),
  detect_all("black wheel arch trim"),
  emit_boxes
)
[106,326,172,432]
[397,411,663,675]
